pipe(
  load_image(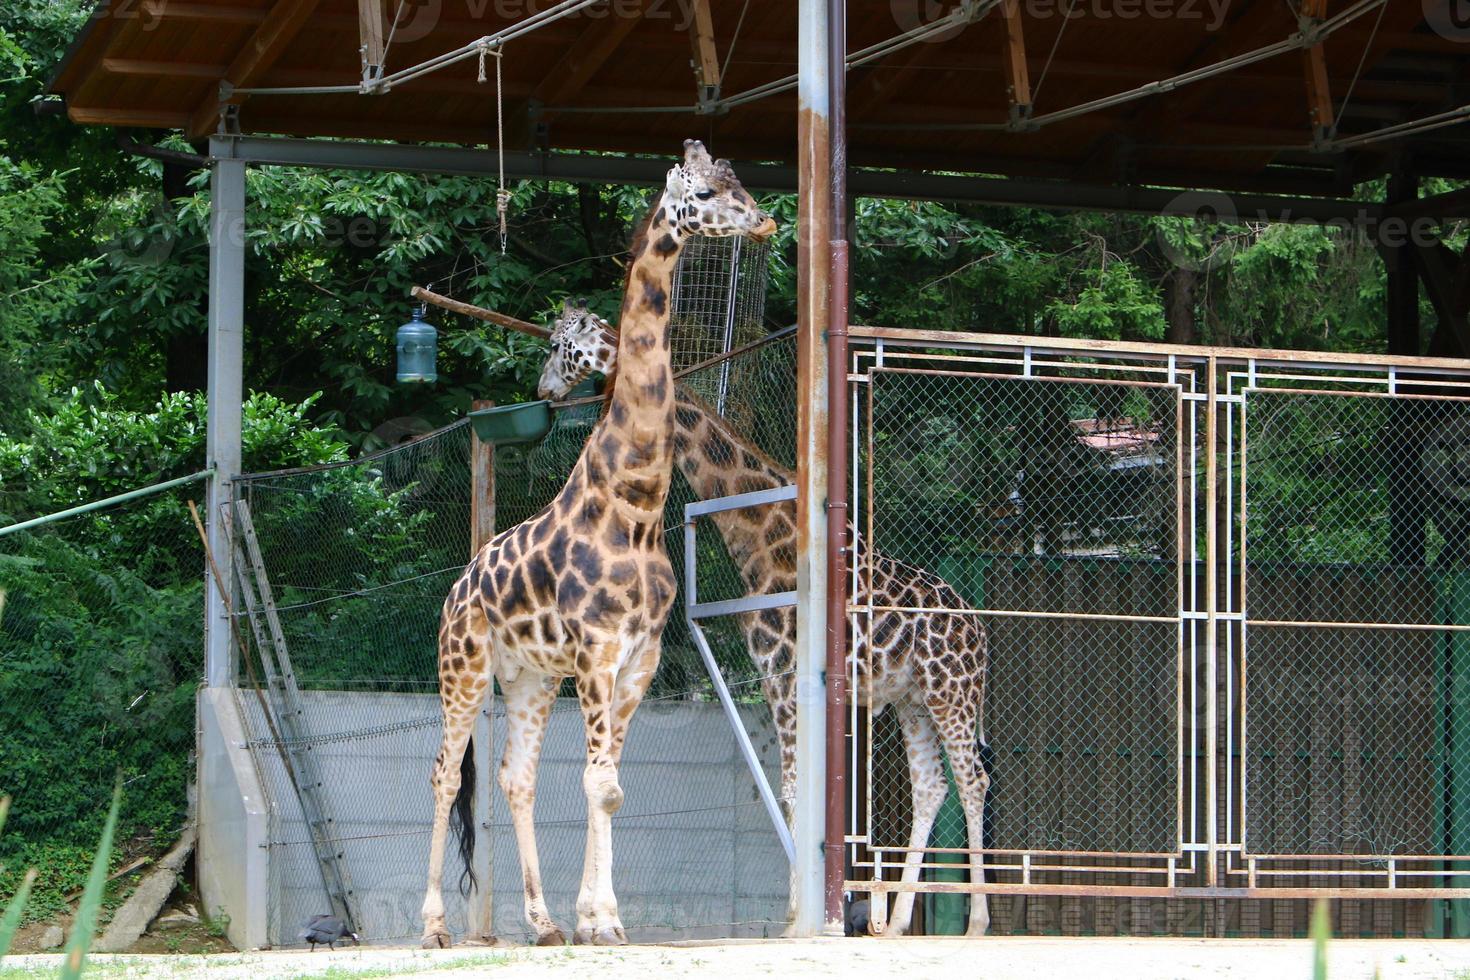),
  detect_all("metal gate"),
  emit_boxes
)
[846,327,1470,921]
